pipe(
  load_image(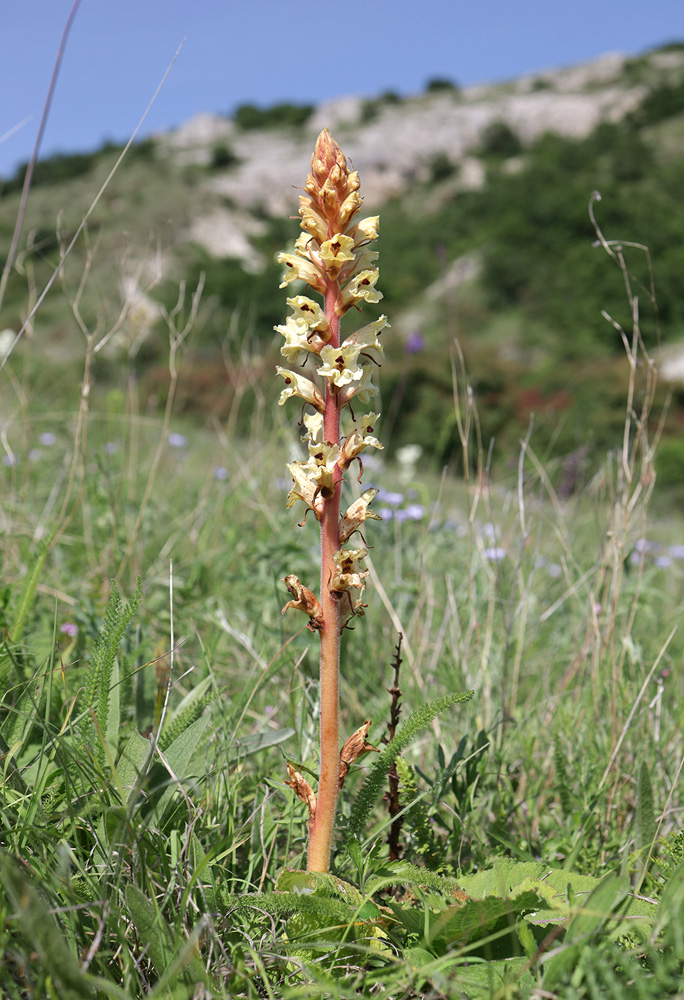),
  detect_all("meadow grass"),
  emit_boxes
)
[1,127,684,999]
